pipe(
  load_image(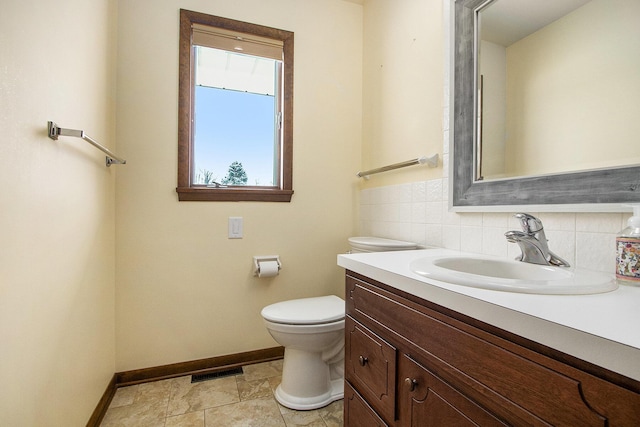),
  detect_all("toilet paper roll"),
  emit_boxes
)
[258,260,279,278]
